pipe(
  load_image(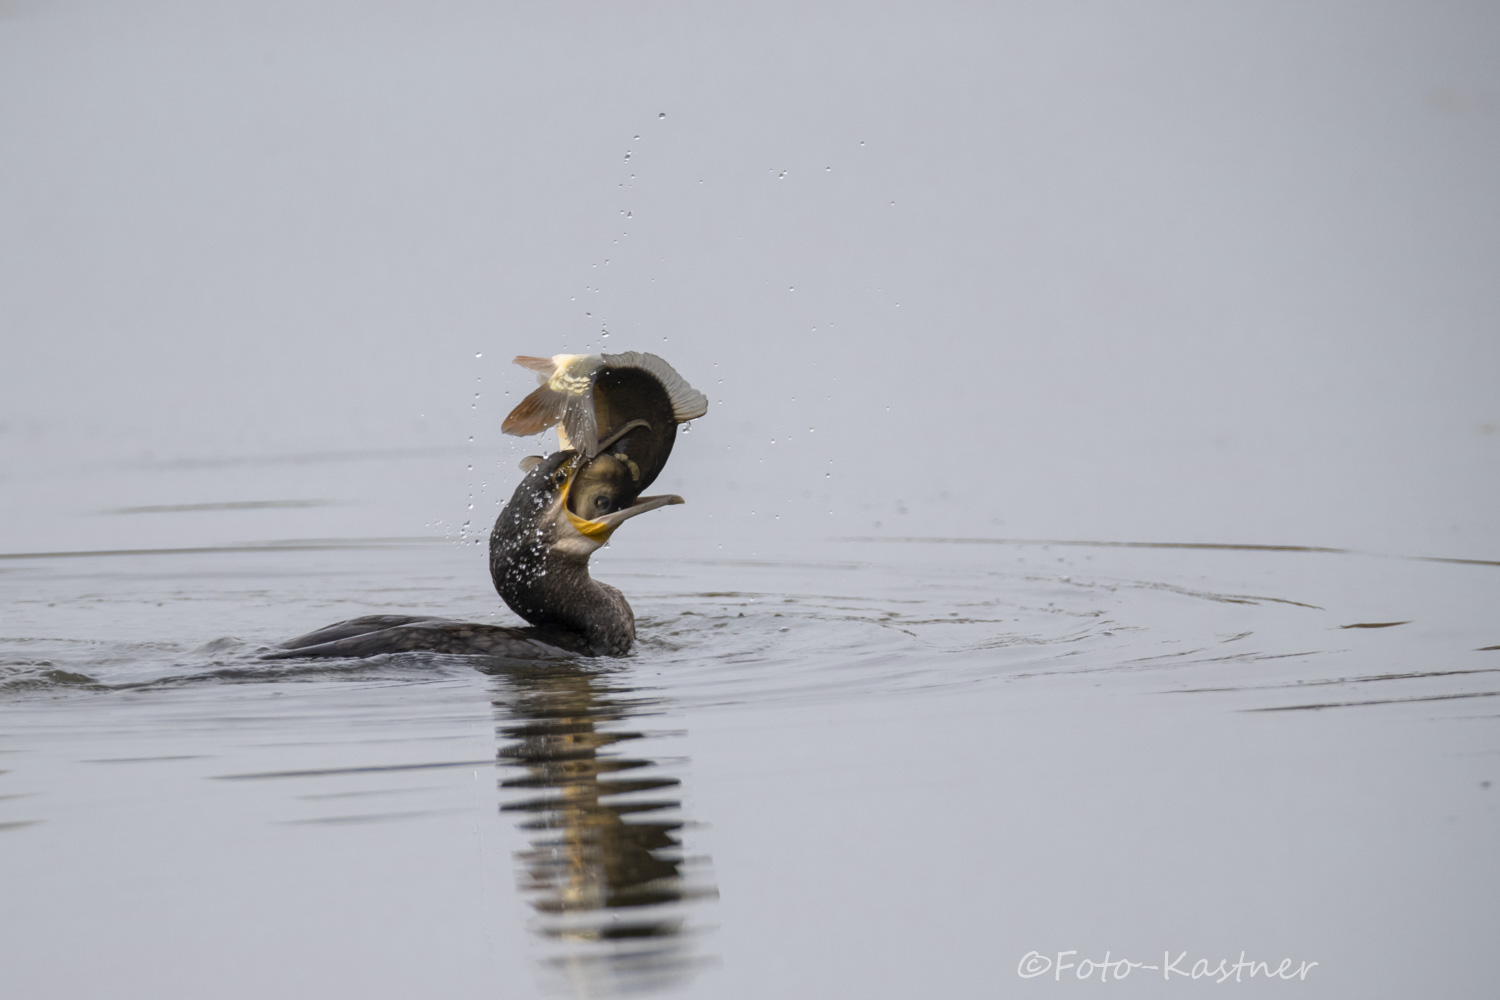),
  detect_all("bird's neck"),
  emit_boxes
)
[490,534,635,656]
